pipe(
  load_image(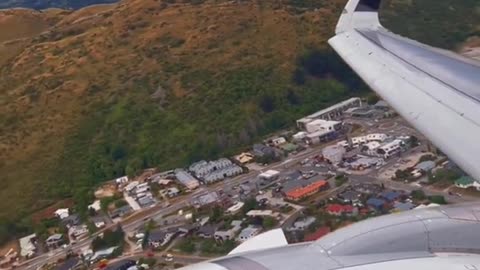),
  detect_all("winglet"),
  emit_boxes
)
[335,0,382,34]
